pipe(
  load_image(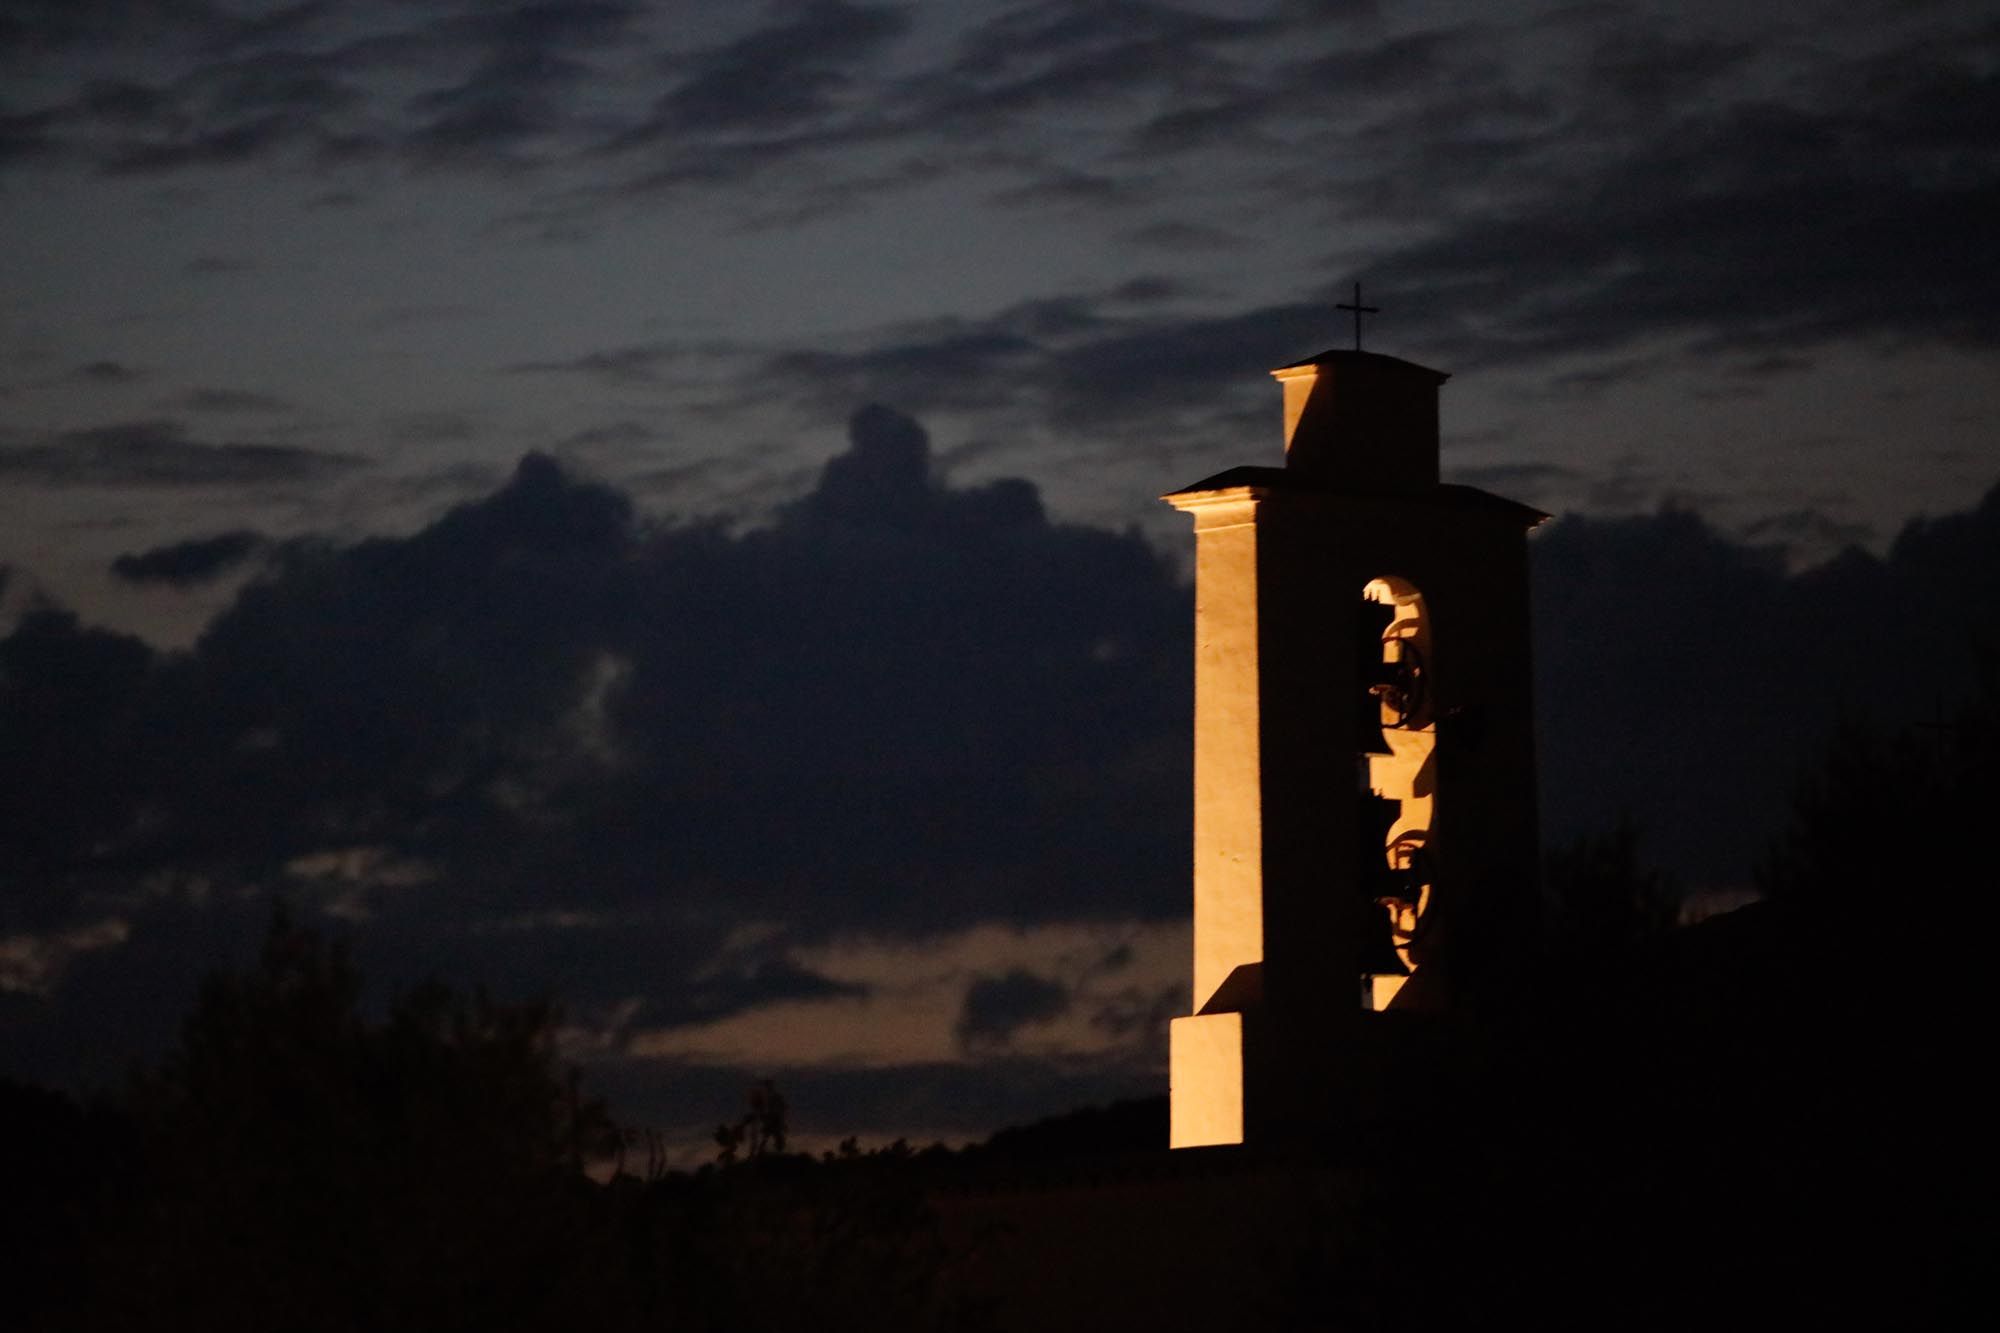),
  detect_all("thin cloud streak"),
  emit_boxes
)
[0,422,364,487]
